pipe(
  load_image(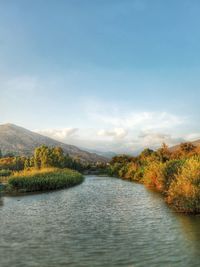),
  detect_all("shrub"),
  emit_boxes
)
[0,157,26,171]
[167,157,200,213]
[109,143,200,214]
[108,163,123,177]
[162,160,184,191]
[0,169,12,177]
[143,161,166,191]
[123,162,138,180]
[0,169,12,184]
[7,168,84,193]
[118,165,129,179]
[122,162,145,182]
[133,166,146,182]
[156,143,171,162]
